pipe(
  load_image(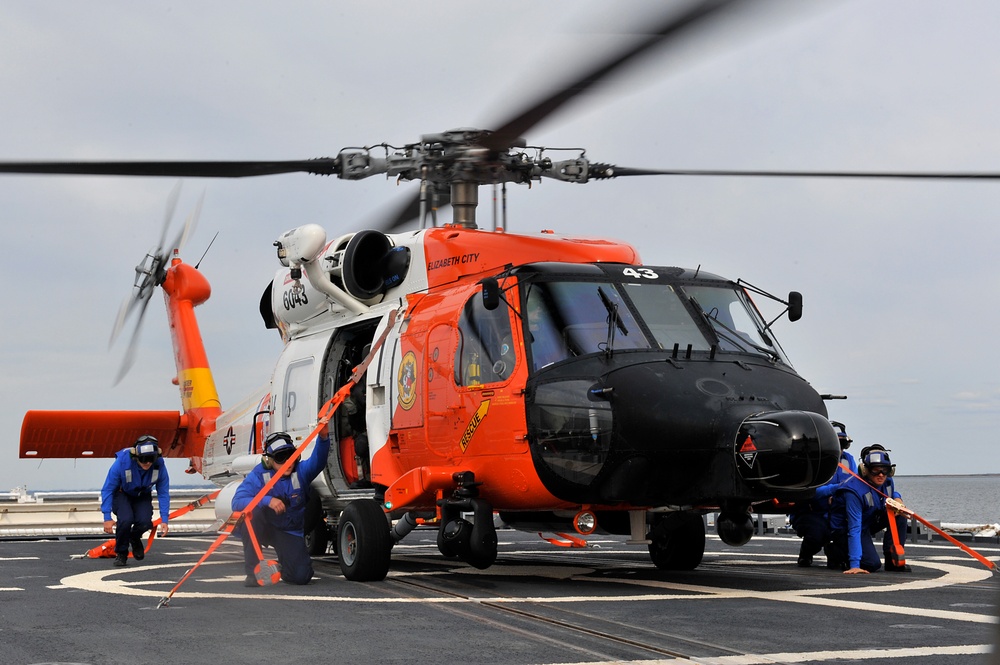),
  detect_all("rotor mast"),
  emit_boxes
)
[335,128,593,229]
